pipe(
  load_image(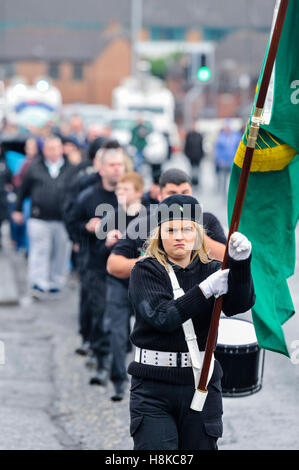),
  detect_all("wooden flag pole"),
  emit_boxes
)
[195,0,290,407]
